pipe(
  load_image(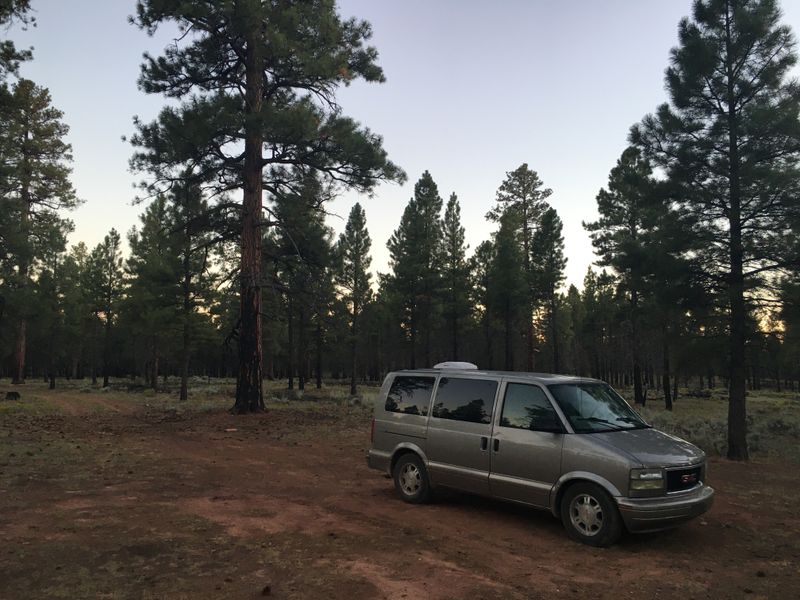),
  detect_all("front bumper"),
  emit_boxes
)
[616,485,714,533]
